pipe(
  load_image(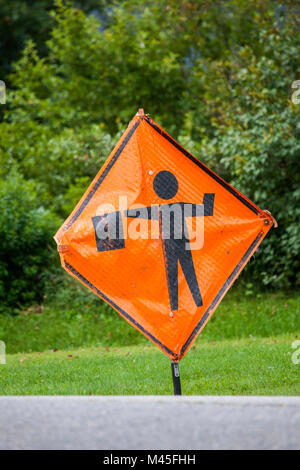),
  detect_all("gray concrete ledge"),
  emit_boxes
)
[0,396,299,450]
